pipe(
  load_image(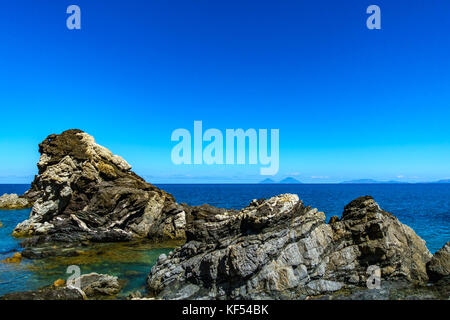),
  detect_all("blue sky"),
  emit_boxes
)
[0,0,449,183]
